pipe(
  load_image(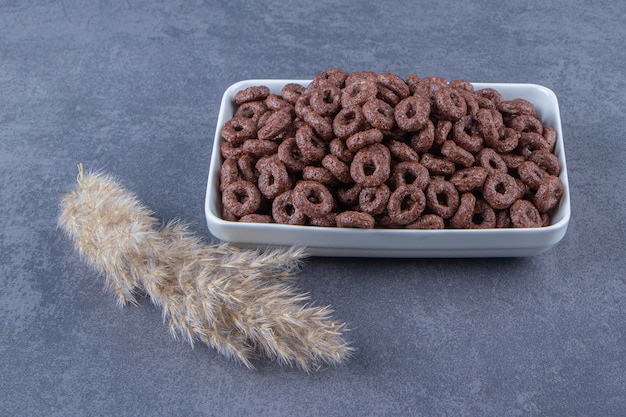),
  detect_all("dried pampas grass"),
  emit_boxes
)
[58,164,352,371]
